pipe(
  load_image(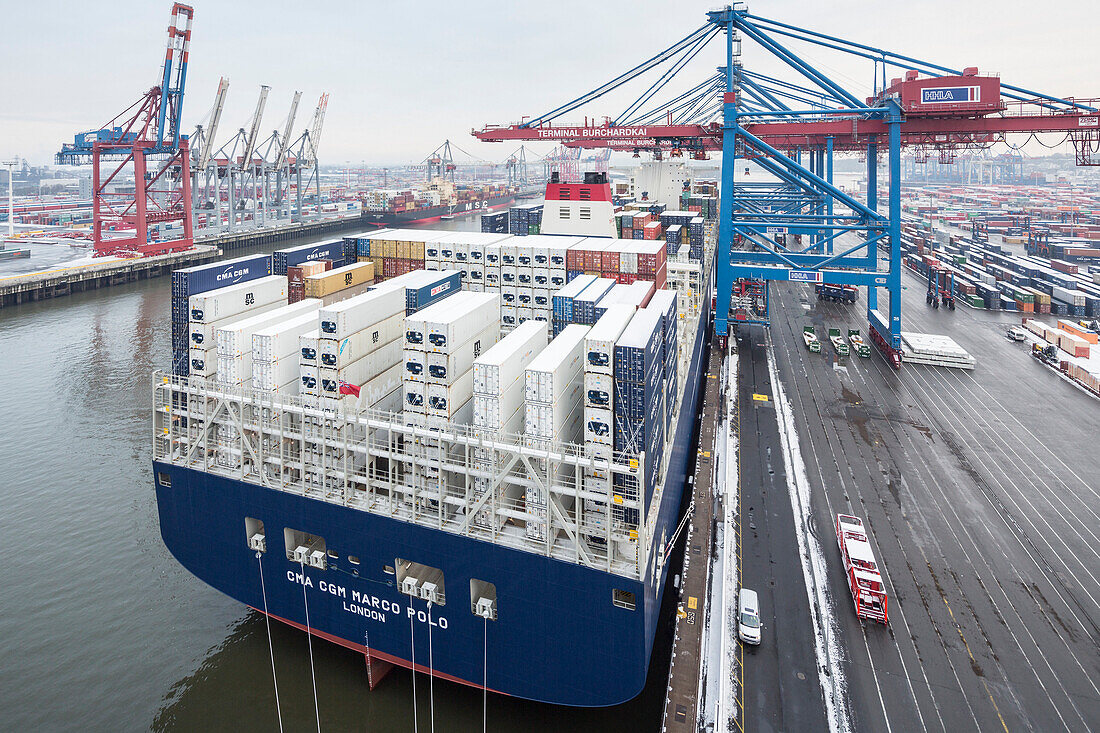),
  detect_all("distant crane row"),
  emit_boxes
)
[54,3,330,256]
